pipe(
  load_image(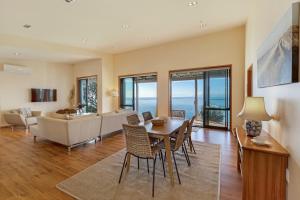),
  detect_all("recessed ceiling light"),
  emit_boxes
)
[200,21,207,29]
[122,24,129,29]
[188,1,198,6]
[14,52,21,56]
[82,38,88,43]
[23,24,31,29]
[65,0,75,3]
